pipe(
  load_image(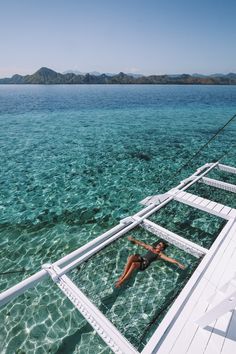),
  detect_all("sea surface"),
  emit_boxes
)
[0,85,236,353]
